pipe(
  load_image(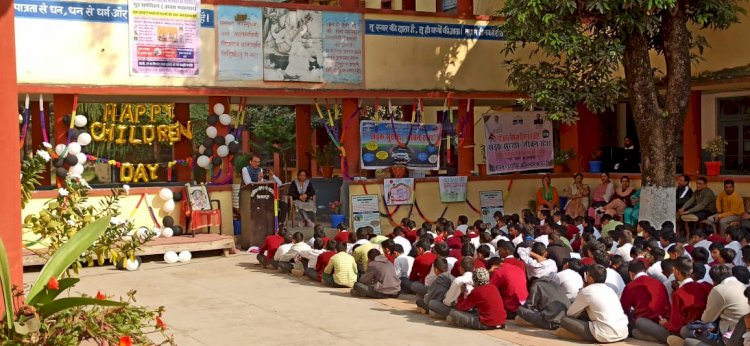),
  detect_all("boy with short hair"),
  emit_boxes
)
[323,241,358,288]
[351,248,401,299]
[447,267,507,330]
[416,257,453,315]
